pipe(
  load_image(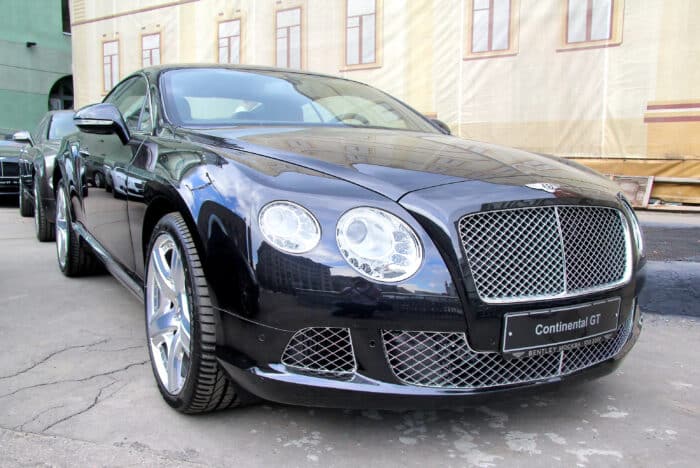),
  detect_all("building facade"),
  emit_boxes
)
[0,0,73,130]
[69,0,699,204]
